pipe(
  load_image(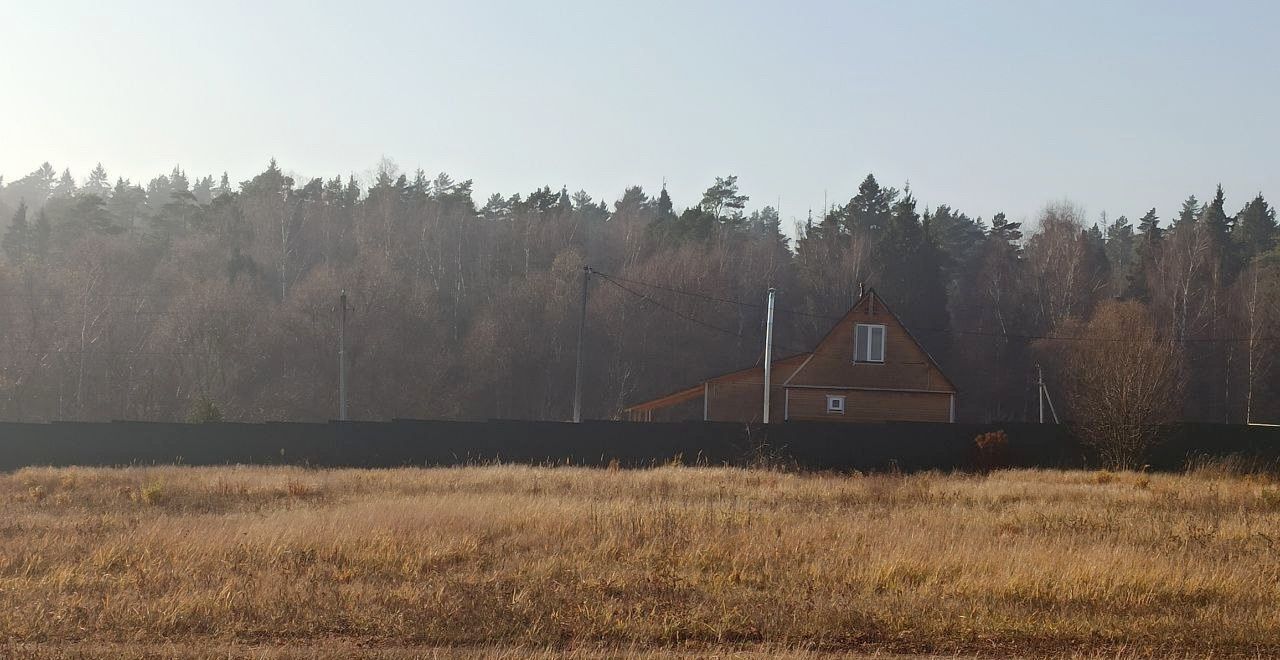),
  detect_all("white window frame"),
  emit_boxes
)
[826,394,846,414]
[854,323,886,363]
